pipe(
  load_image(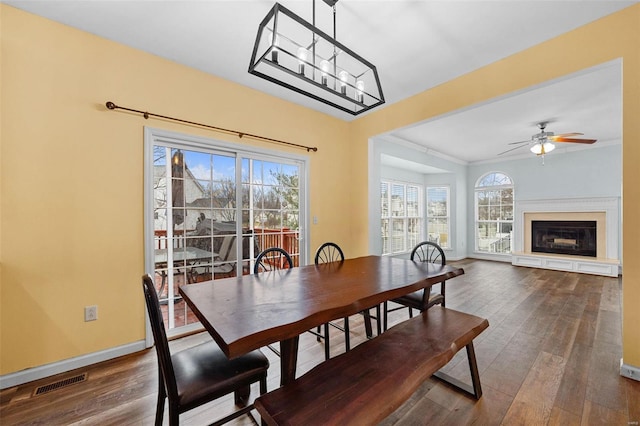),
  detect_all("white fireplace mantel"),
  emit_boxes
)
[512,197,620,277]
